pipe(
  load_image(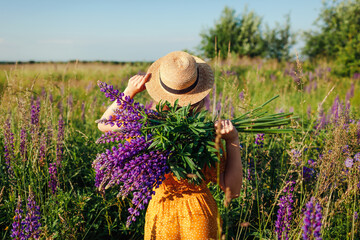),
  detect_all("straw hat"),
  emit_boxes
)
[146,51,214,106]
